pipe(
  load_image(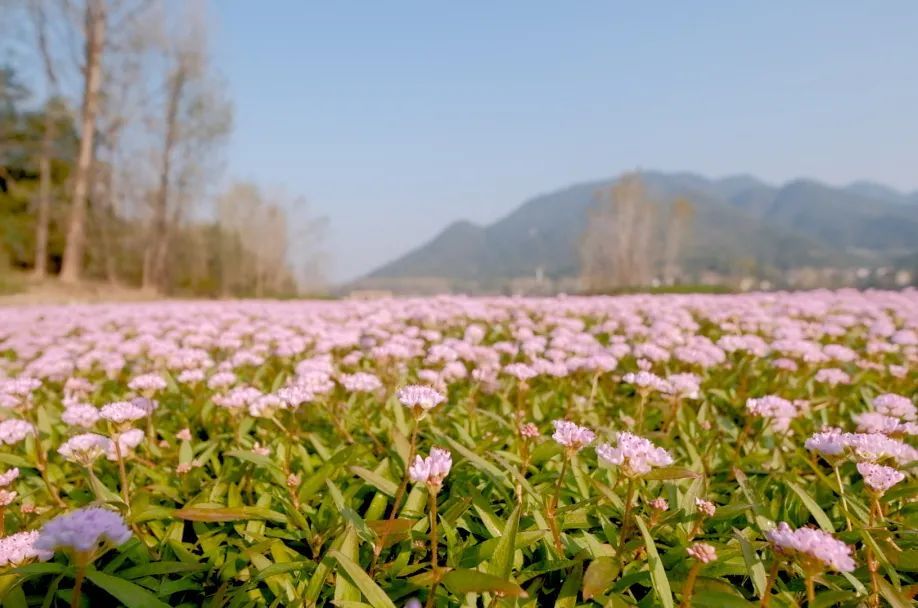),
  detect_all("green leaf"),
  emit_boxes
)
[733,529,766,599]
[84,569,172,608]
[350,466,397,497]
[786,481,834,532]
[172,506,287,523]
[442,436,510,488]
[441,569,527,597]
[117,562,207,579]
[486,503,520,580]
[334,528,361,603]
[878,579,912,608]
[582,557,618,600]
[556,561,583,608]
[0,454,32,469]
[328,550,396,608]
[691,590,754,607]
[634,515,673,608]
[642,466,701,480]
